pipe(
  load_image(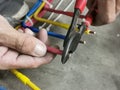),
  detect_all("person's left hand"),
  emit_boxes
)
[0,29,56,70]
